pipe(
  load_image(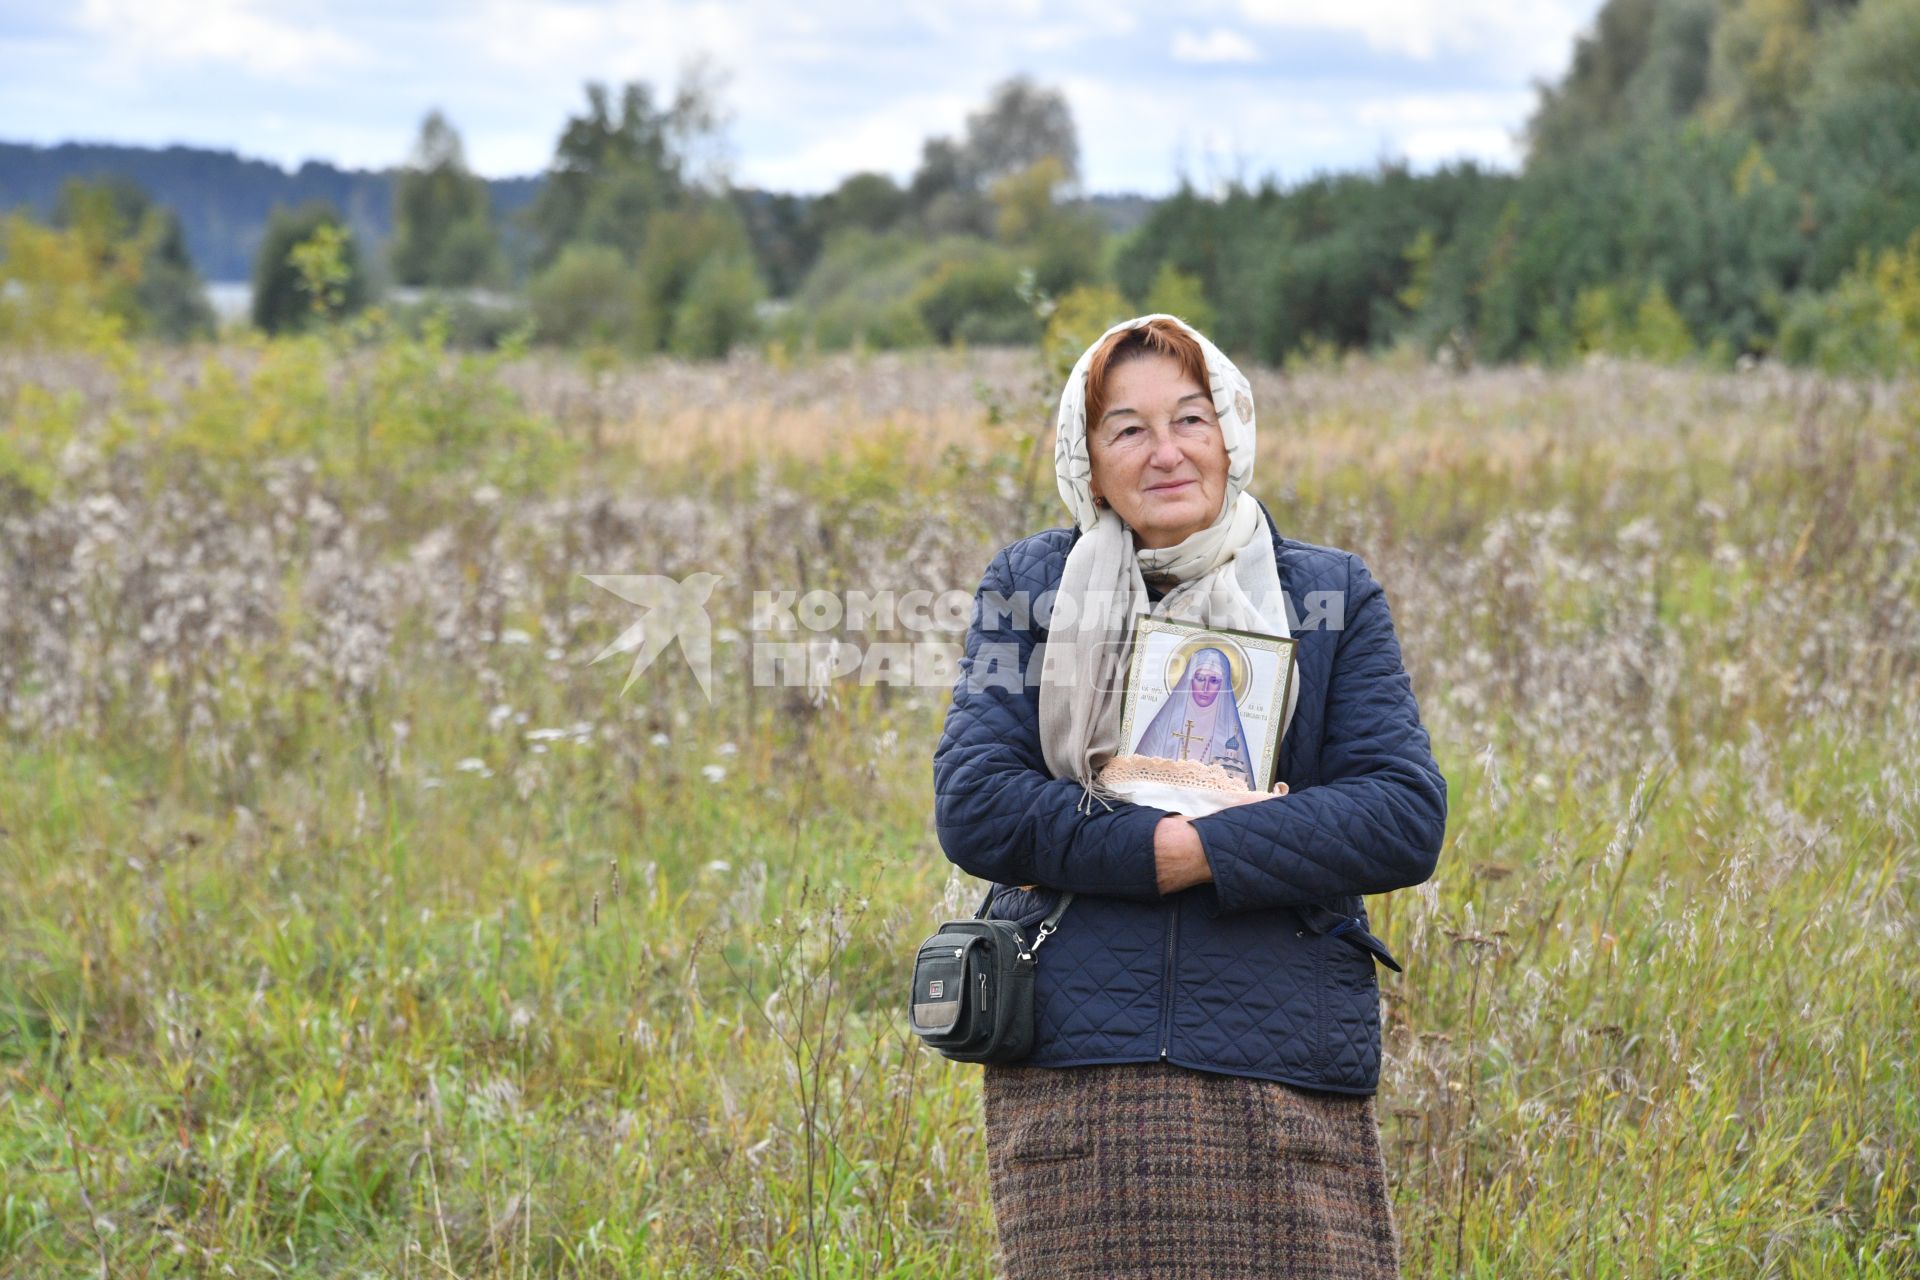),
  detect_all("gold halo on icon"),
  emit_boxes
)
[1164,634,1251,704]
